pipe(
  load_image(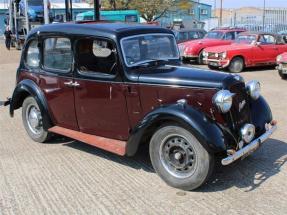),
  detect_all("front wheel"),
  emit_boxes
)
[228,57,244,73]
[149,125,214,190]
[22,97,51,143]
[279,70,287,79]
